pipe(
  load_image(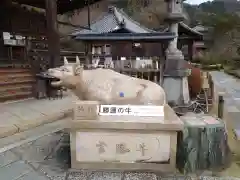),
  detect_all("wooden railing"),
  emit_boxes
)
[83,57,164,85]
[28,49,86,73]
[28,50,164,85]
